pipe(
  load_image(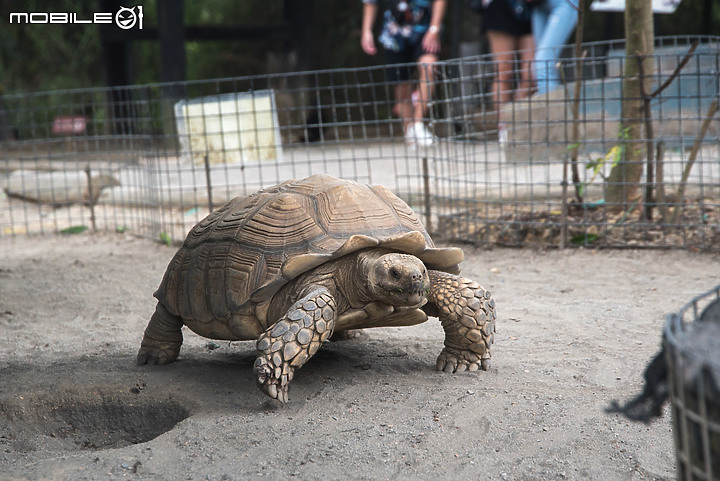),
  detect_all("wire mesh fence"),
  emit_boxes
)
[1,35,719,249]
[665,284,720,481]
